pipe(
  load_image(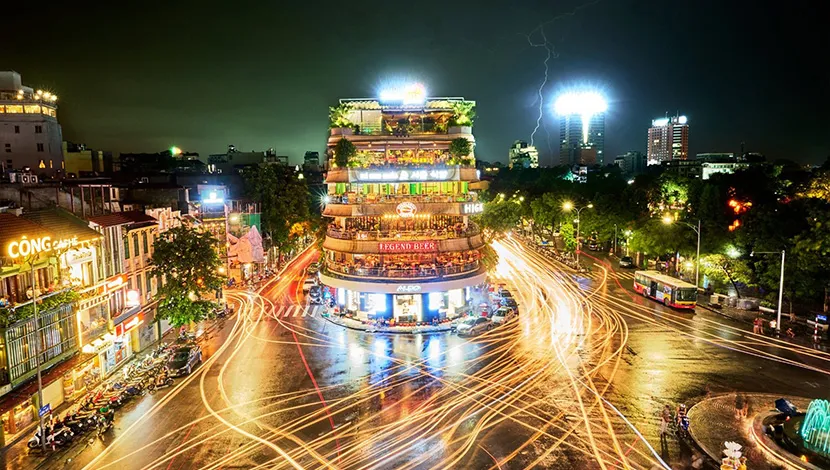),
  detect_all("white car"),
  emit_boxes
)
[302,277,317,293]
[456,317,491,336]
[491,307,515,325]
